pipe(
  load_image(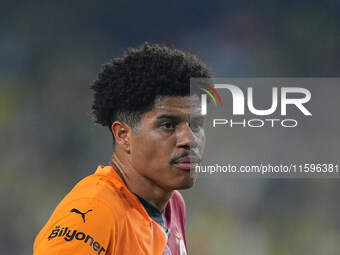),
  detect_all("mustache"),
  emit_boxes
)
[169,150,201,164]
